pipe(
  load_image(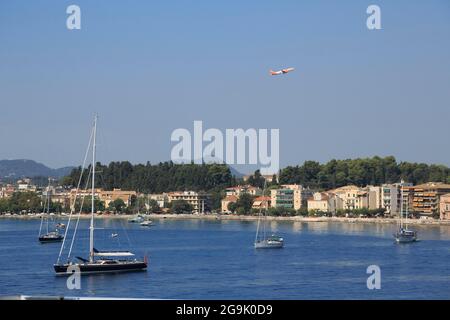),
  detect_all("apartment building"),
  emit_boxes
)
[370,183,410,215]
[439,193,450,220]
[168,191,211,213]
[270,184,311,210]
[307,192,339,213]
[409,182,450,216]
[100,189,137,208]
[67,188,136,209]
[332,185,369,210]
